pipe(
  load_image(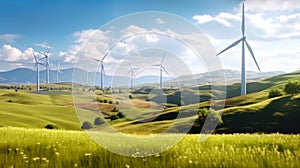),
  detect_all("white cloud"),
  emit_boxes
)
[193,12,239,27]
[34,42,53,49]
[59,45,81,63]
[74,29,109,44]
[120,25,147,40]
[193,14,231,27]
[59,29,111,63]
[145,33,159,42]
[245,0,300,12]
[0,44,33,61]
[156,18,165,24]
[0,34,20,43]
[193,3,300,40]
